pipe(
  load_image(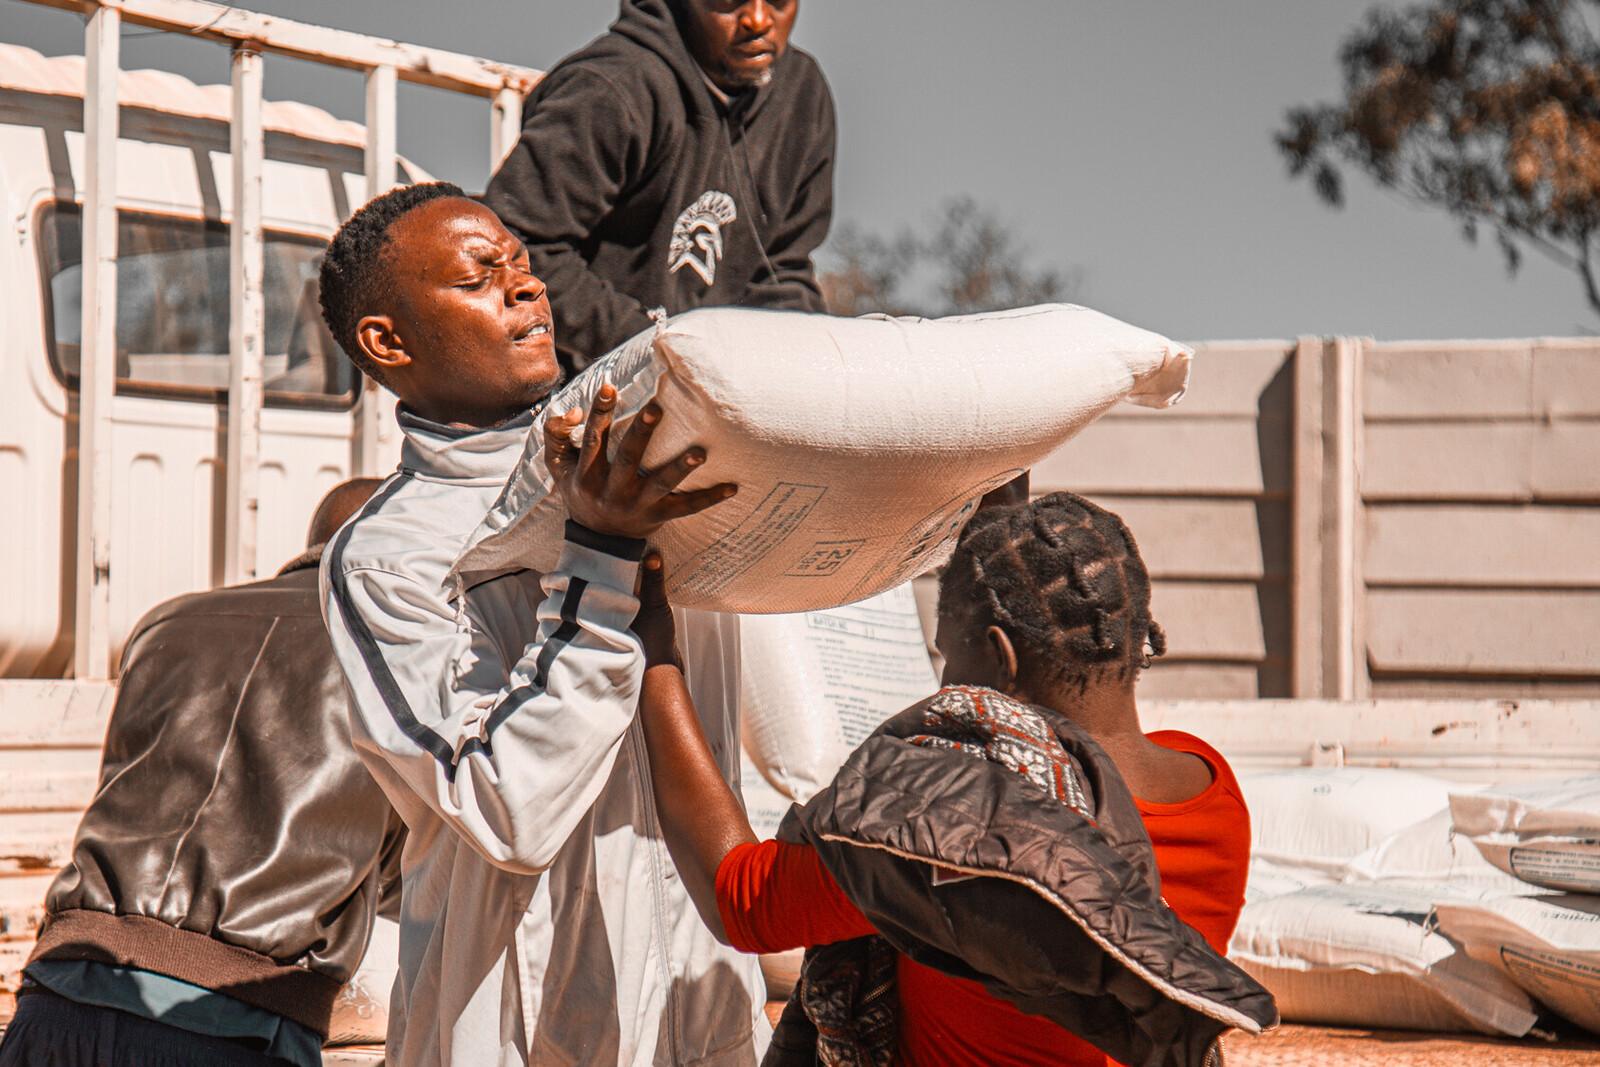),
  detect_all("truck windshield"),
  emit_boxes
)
[38,203,356,407]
